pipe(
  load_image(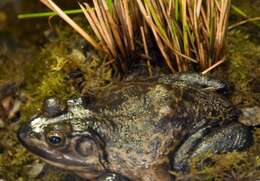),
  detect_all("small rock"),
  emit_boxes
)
[26,163,45,178]
[0,83,16,100]
[0,11,7,24]
[70,49,86,64]
[240,106,260,126]
[0,144,4,153]
[250,78,260,93]
[0,118,4,128]
[8,99,21,120]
